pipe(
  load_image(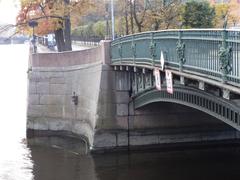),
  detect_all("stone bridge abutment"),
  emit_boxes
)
[27,35,240,150]
[27,41,115,147]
